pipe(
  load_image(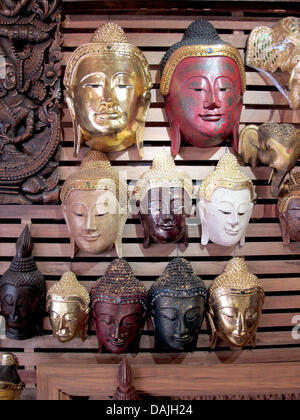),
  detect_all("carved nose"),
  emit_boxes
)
[203,88,221,109]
